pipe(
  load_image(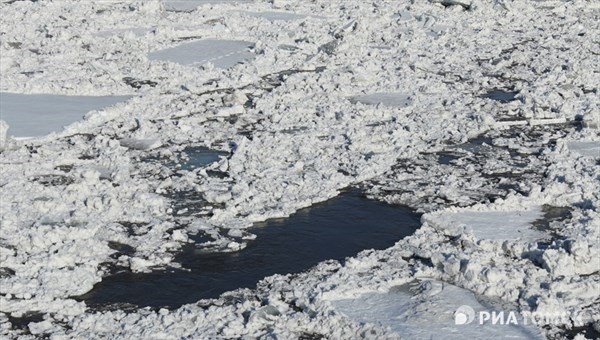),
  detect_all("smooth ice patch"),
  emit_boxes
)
[94,27,153,37]
[331,279,543,339]
[349,93,412,108]
[424,207,545,241]
[392,10,414,22]
[148,40,255,69]
[79,190,420,308]
[163,0,250,12]
[0,92,131,138]
[237,11,307,21]
[567,141,600,158]
[119,138,162,151]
